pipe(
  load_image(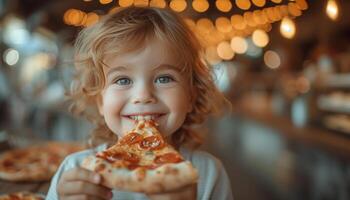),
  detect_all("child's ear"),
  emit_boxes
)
[96,95,104,116]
